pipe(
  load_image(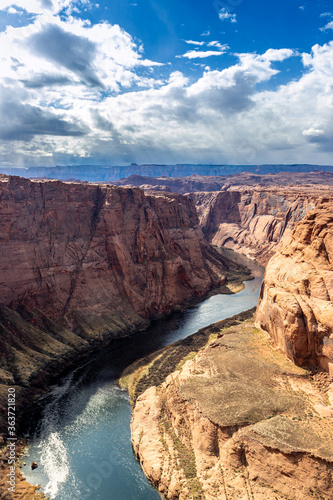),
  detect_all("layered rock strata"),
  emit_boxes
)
[256,203,333,374]
[0,175,234,436]
[190,187,332,265]
[114,174,333,266]
[125,311,333,500]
